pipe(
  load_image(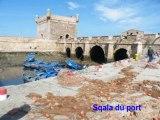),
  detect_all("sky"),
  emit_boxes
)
[0,0,160,37]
